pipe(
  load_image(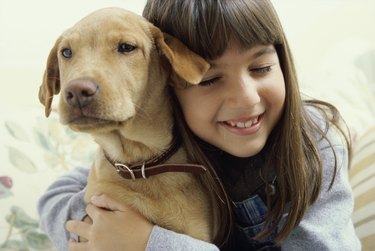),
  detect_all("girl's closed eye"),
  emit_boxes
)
[250,65,273,74]
[198,76,221,87]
